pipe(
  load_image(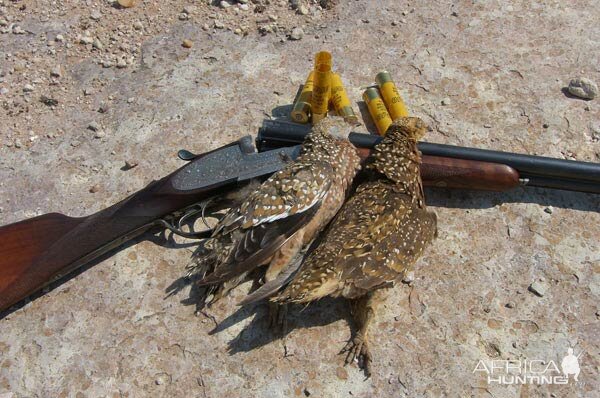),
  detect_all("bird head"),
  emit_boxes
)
[312,117,354,141]
[384,117,427,142]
